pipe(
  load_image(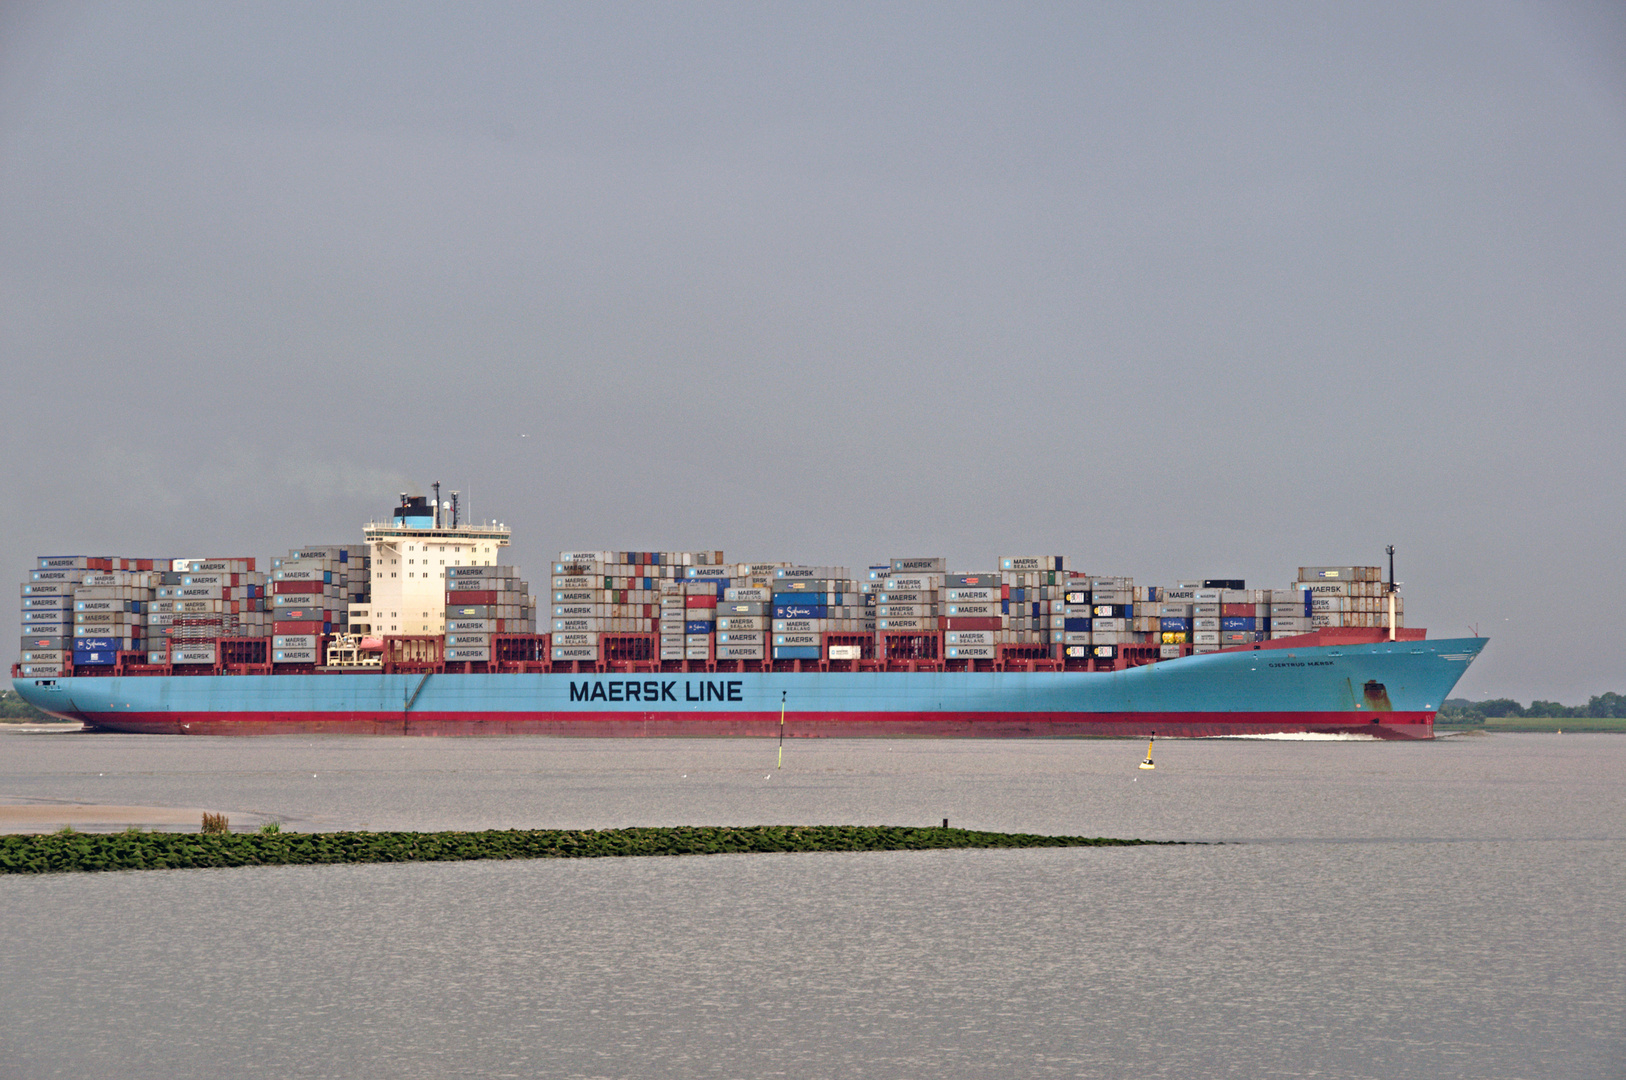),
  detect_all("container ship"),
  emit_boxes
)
[12,491,1485,739]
